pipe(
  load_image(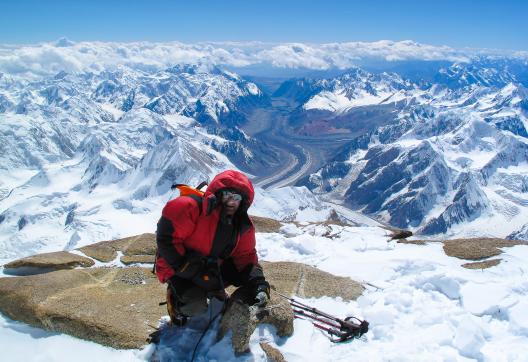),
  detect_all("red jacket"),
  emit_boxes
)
[155,170,258,284]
